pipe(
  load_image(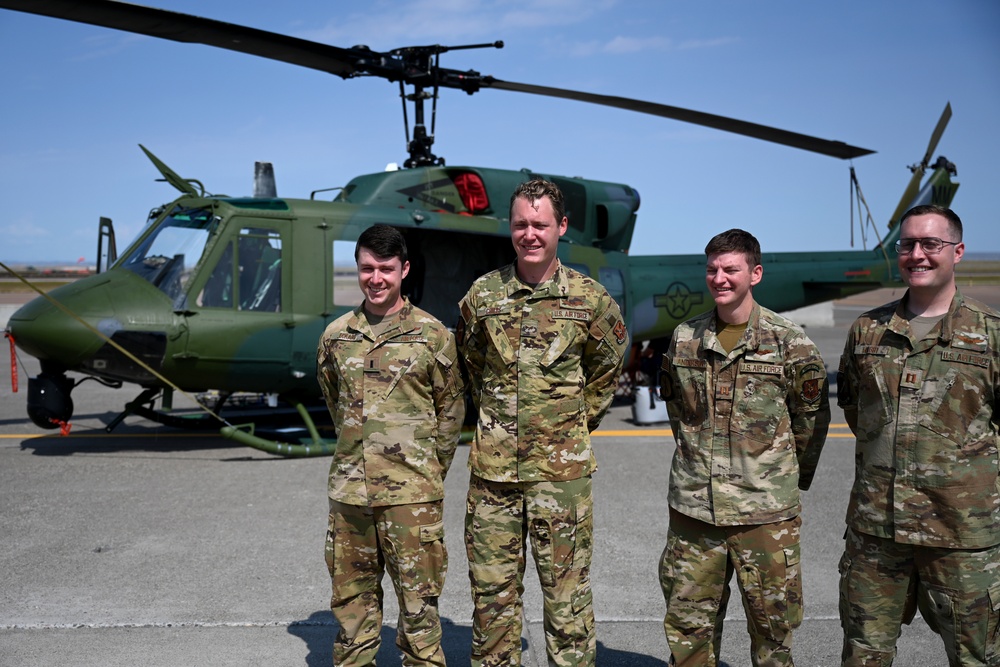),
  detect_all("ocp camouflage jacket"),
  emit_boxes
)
[837,290,1000,548]
[661,303,830,526]
[317,299,466,507]
[458,261,629,483]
